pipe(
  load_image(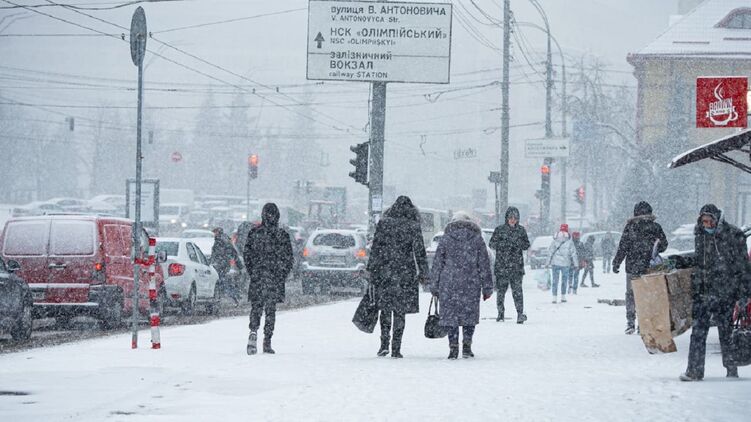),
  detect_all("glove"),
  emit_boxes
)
[613,266,620,274]
[739,300,750,320]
